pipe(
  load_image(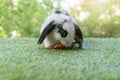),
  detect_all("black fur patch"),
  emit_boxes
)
[55,11,70,16]
[55,11,63,14]
[58,27,68,38]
